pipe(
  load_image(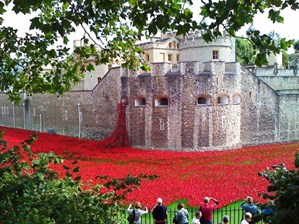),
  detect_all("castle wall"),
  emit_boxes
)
[124,61,242,150]
[91,67,123,138]
[72,64,109,91]
[0,91,94,138]
[1,60,299,151]
[277,95,299,141]
[125,74,151,147]
[0,67,122,140]
[255,68,295,76]
[240,69,279,145]
[258,76,299,90]
[141,37,180,64]
[0,96,21,128]
[180,36,235,62]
